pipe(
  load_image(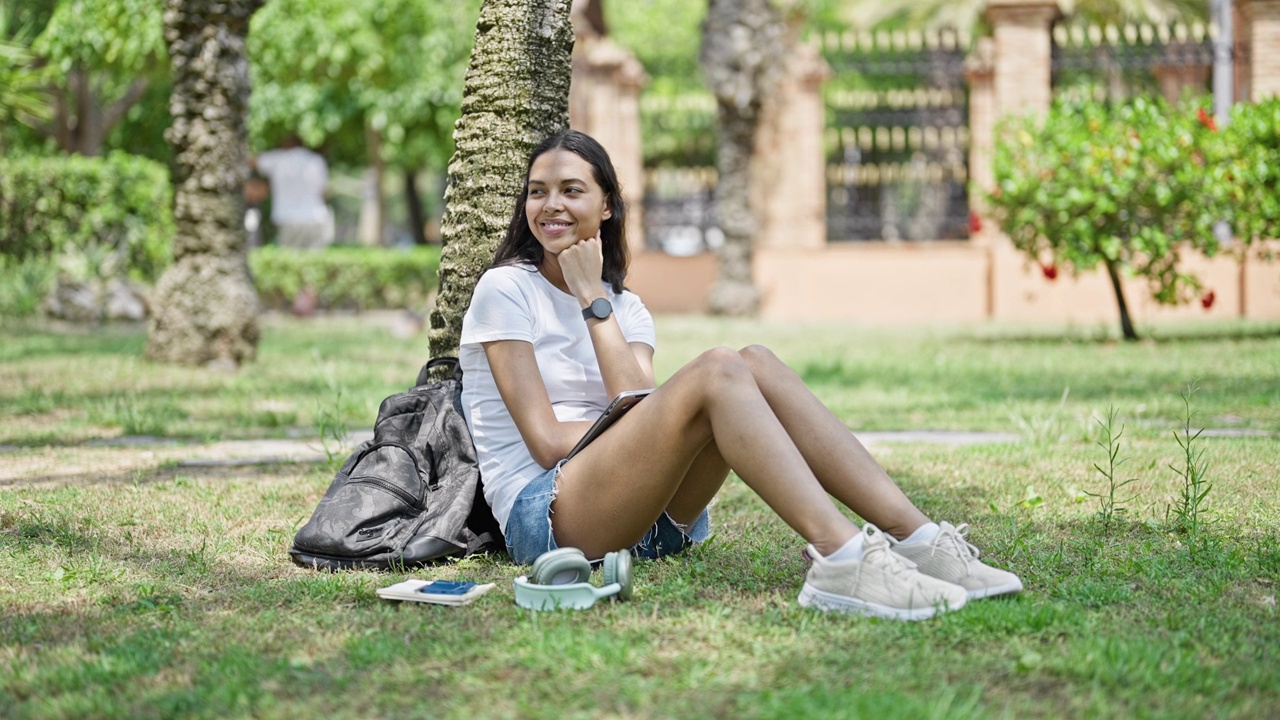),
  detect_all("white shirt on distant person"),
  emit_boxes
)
[255,146,330,226]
